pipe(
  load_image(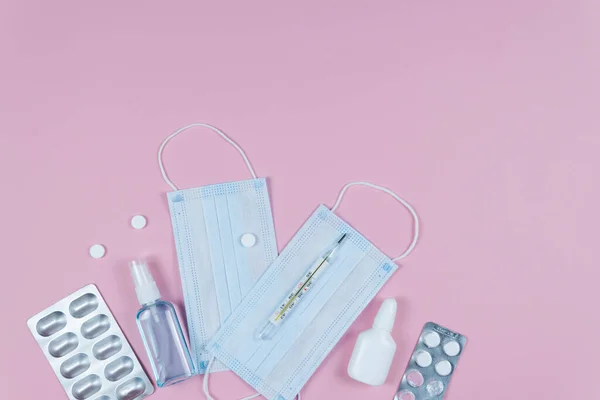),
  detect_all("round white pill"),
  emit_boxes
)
[89,244,106,259]
[443,340,461,357]
[131,215,147,229]
[415,351,433,368]
[241,233,257,248]
[423,331,441,348]
[435,360,453,377]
